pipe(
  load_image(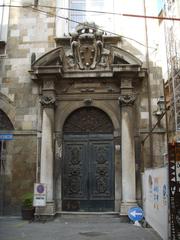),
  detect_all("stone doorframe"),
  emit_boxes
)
[30,70,145,217]
[55,103,121,213]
